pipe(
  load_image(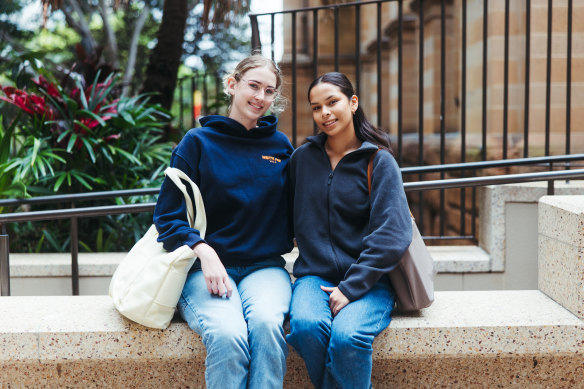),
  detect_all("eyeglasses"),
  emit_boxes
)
[240,78,278,100]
